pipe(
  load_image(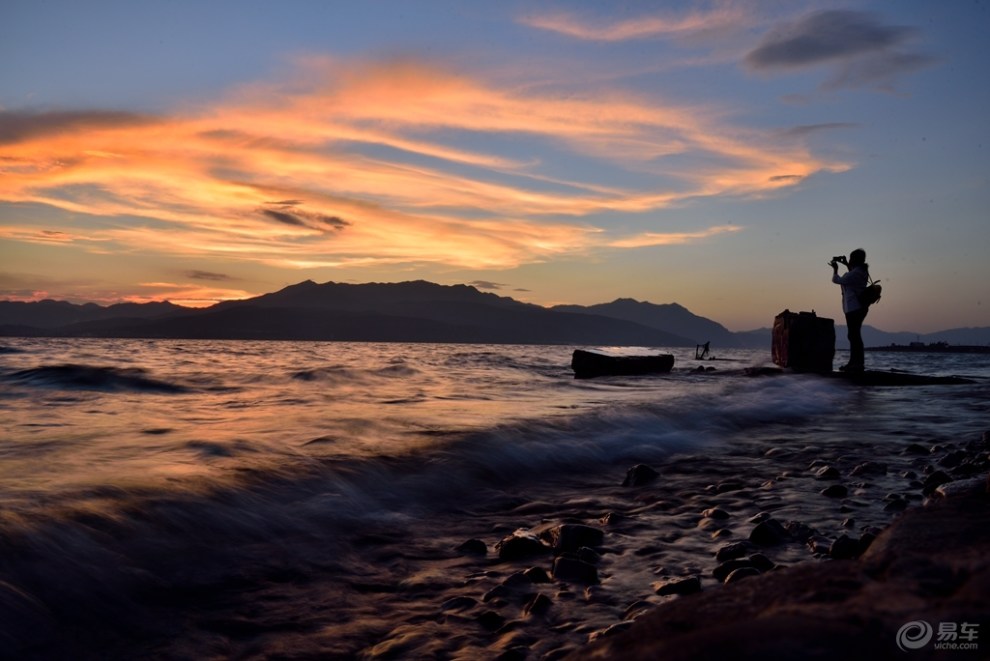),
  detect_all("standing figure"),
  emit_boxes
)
[830,248,870,372]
